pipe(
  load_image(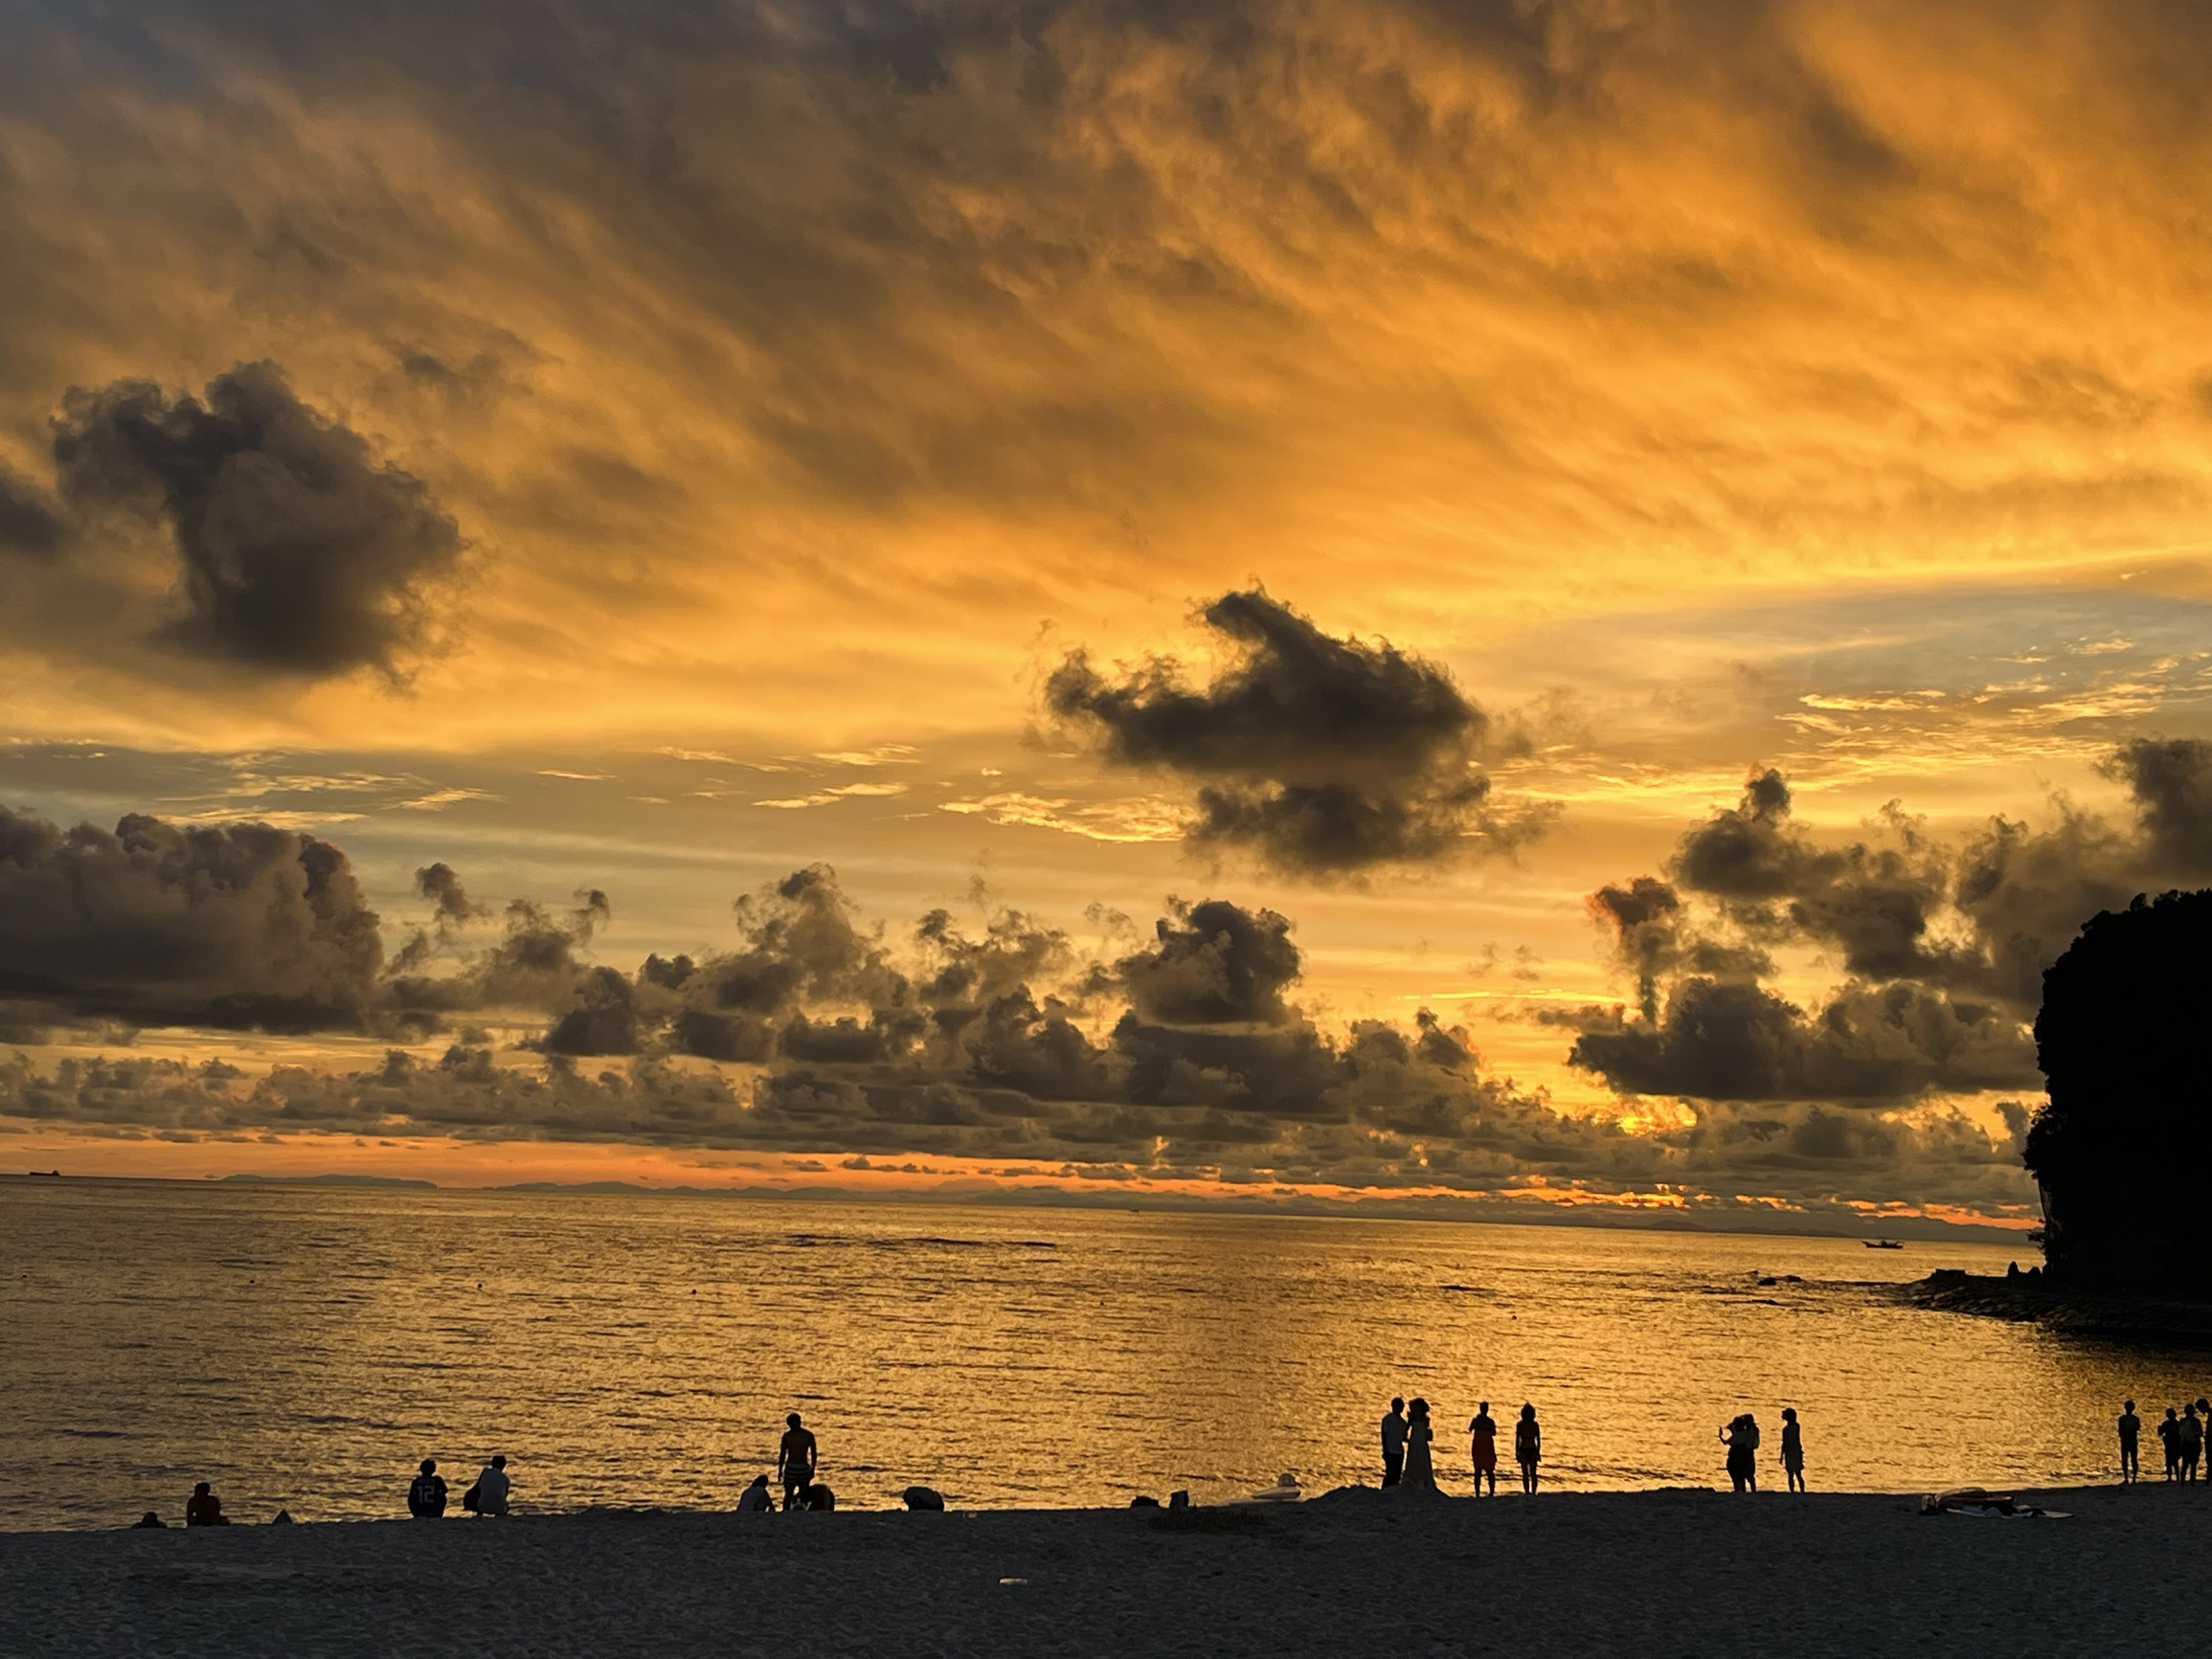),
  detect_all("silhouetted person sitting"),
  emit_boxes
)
[779,1414,817,1512]
[2118,1400,2141,1485]
[184,1483,229,1526]
[802,1482,836,1512]
[130,1512,166,1529]
[474,1454,510,1516]
[1779,1407,1806,1492]
[408,1459,448,1517]
[737,1475,774,1513]
[1380,1397,1407,1488]
[2158,1408,2181,1480]
[1468,1402,1499,1497]
[1515,1404,1542,1494]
